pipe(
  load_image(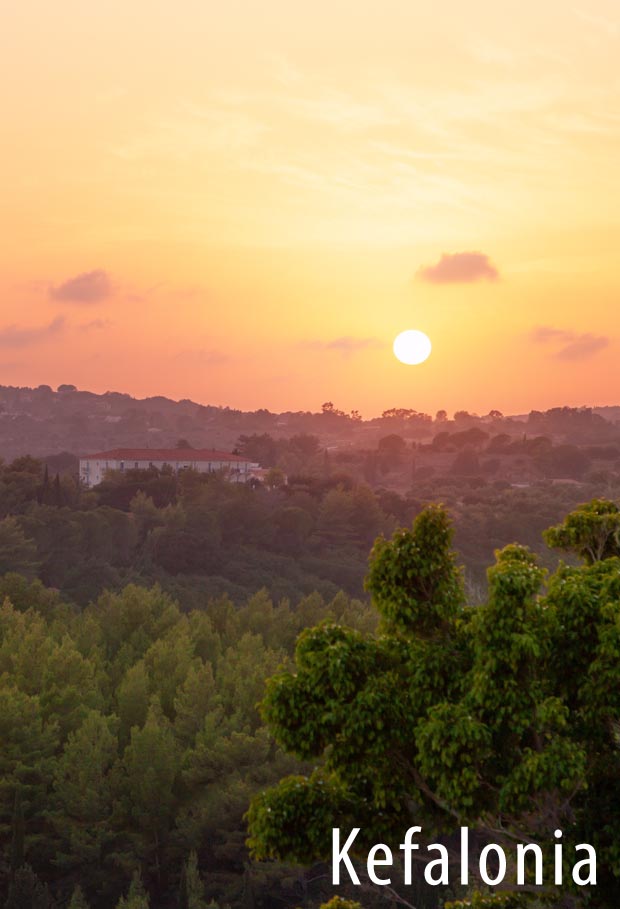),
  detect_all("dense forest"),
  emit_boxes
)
[2,404,620,907]
[1,448,620,606]
[0,571,378,908]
